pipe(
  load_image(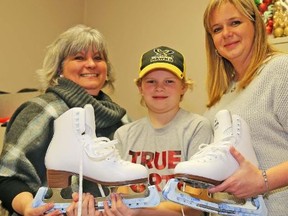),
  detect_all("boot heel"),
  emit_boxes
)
[47,169,72,188]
